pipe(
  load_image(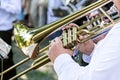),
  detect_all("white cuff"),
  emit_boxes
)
[82,53,92,63]
[82,44,96,63]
